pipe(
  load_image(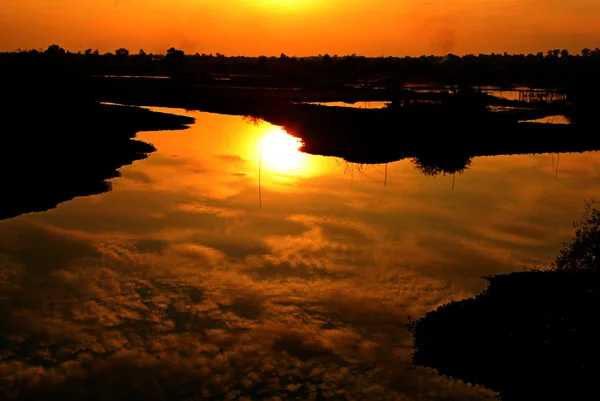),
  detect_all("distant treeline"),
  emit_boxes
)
[2,44,600,88]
